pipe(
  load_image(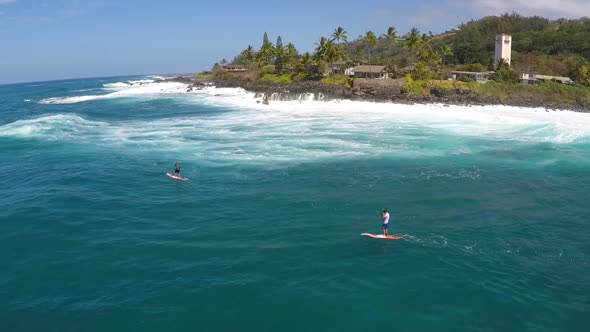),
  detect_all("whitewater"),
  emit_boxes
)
[1,76,589,332]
